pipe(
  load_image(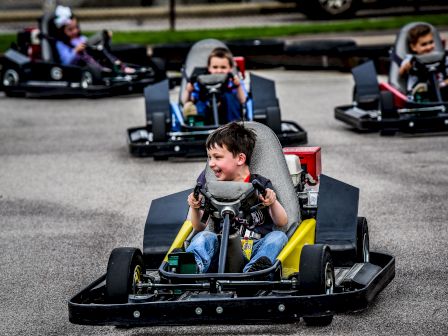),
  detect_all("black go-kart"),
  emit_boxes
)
[69,122,395,327]
[0,13,166,98]
[127,39,307,159]
[335,22,448,135]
